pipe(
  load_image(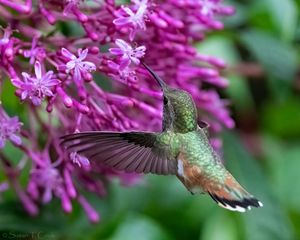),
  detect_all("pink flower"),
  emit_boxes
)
[0,27,12,46]
[63,0,81,15]
[70,152,90,169]
[113,0,148,40]
[200,0,217,16]
[63,0,88,22]
[61,48,96,82]
[12,61,60,106]
[23,38,46,64]
[0,113,22,148]
[0,182,8,192]
[109,39,146,70]
[30,164,64,203]
[0,0,235,222]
